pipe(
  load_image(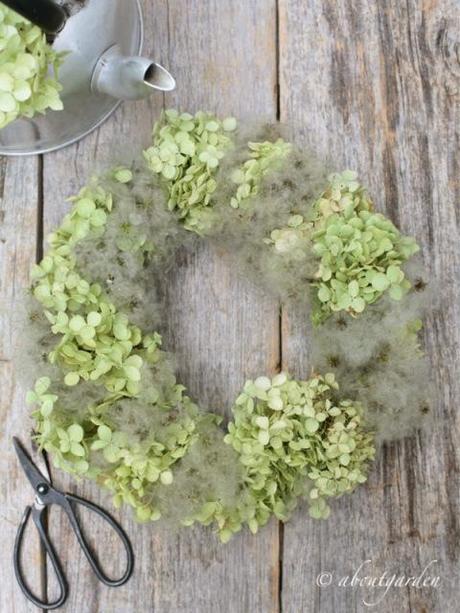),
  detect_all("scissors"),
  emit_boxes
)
[13,437,134,610]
